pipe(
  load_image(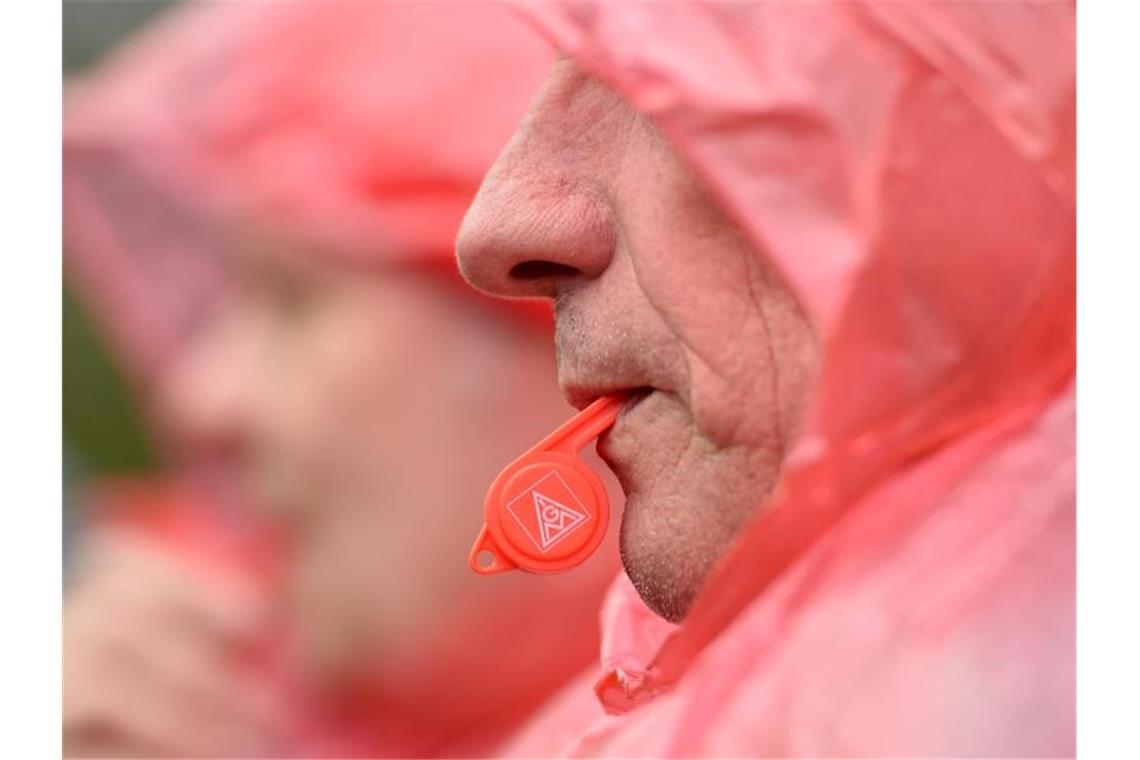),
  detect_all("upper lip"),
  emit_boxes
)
[561,379,654,411]
[556,339,661,410]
